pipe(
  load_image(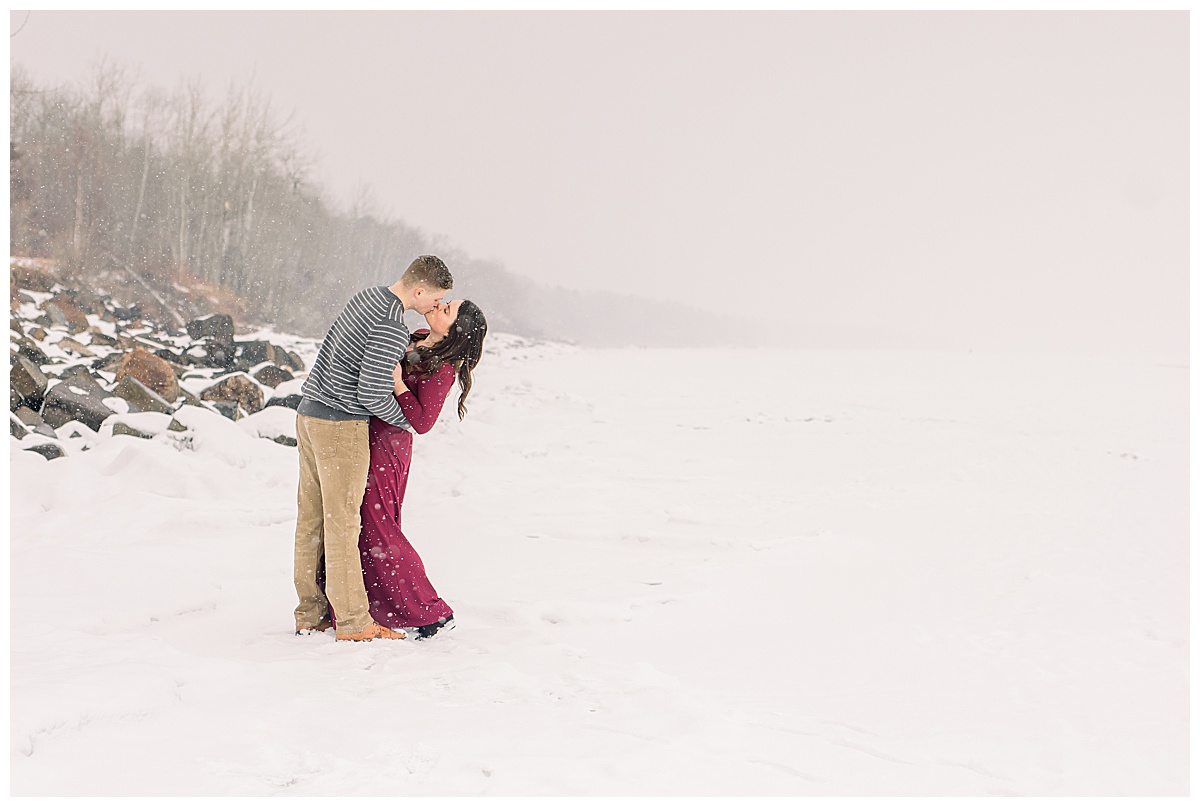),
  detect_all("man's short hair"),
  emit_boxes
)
[401,255,454,291]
